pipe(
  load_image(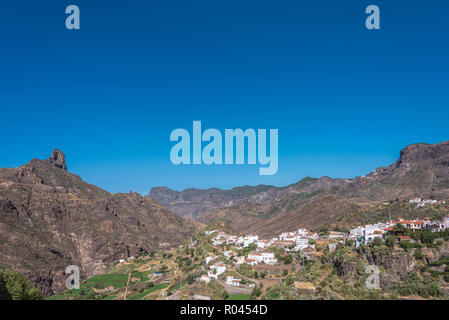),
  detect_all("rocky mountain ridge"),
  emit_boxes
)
[0,150,199,296]
[150,141,449,236]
